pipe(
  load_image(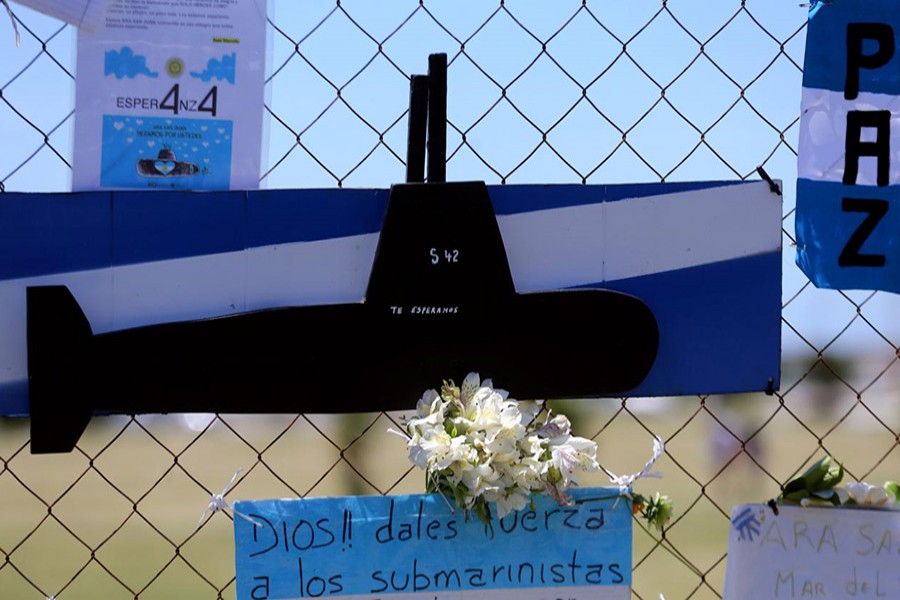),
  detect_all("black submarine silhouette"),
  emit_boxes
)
[136,147,200,177]
[26,181,659,453]
[27,53,658,453]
